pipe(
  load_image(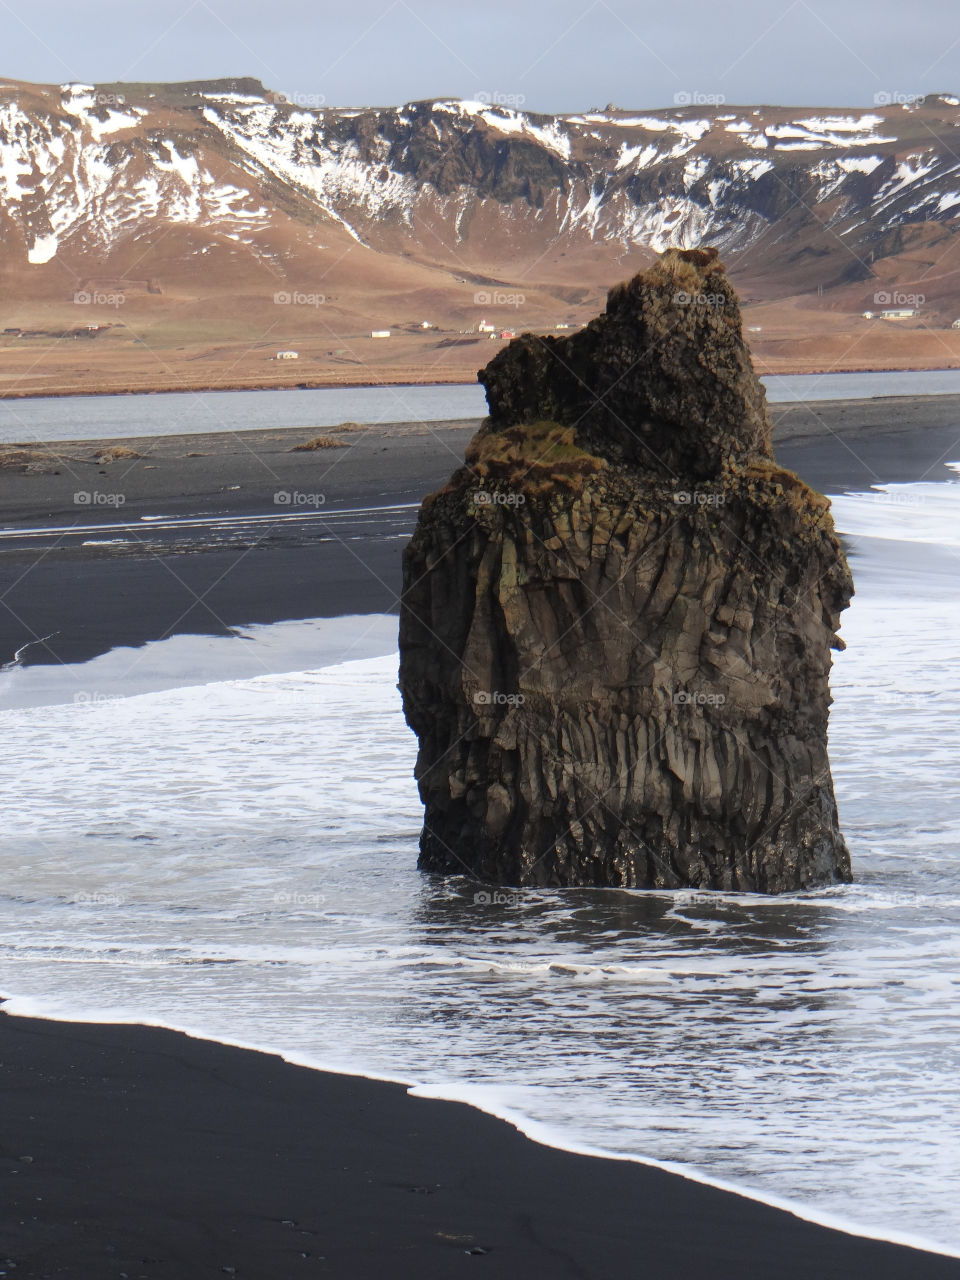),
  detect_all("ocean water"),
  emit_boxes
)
[2,367,960,443]
[1,469,959,1253]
